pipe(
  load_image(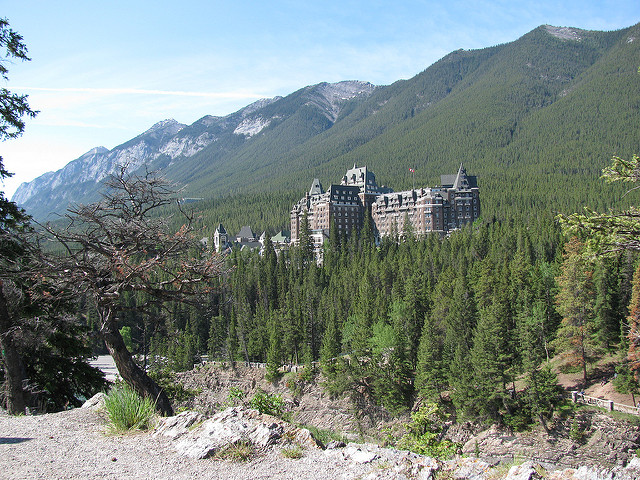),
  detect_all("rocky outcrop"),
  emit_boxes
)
[460,410,640,470]
[155,406,322,459]
[81,392,106,410]
[150,406,640,479]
